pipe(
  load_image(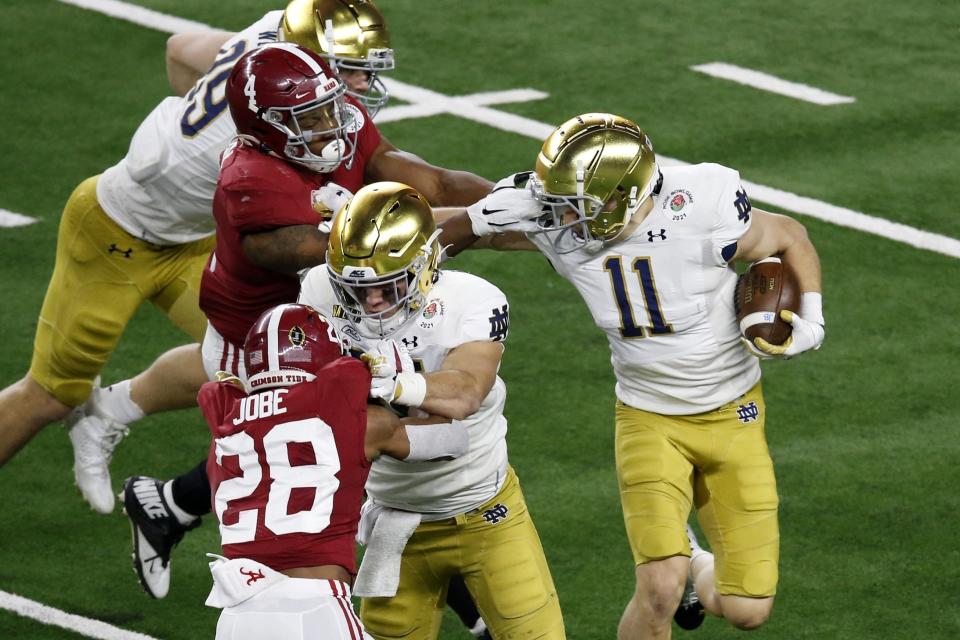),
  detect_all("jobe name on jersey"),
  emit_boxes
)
[233,388,288,425]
